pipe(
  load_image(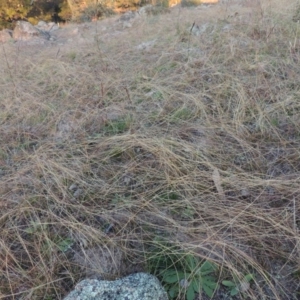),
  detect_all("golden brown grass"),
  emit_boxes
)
[1,0,300,299]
